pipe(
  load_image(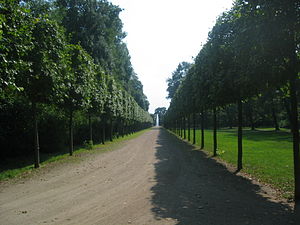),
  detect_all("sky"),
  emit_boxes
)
[110,0,233,114]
